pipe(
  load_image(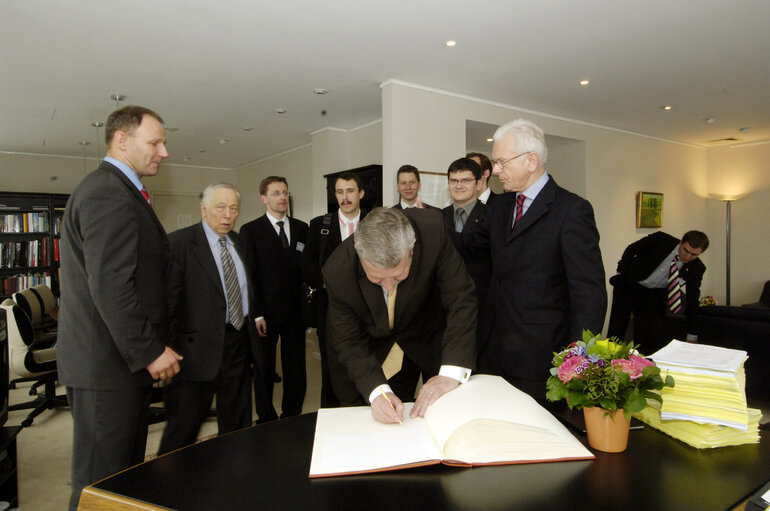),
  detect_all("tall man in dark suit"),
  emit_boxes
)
[240,176,309,418]
[393,165,439,210]
[607,230,709,352]
[479,119,606,399]
[58,106,183,511]
[158,183,268,454]
[441,157,491,322]
[322,207,476,424]
[300,171,367,408]
[467,152,497,204]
